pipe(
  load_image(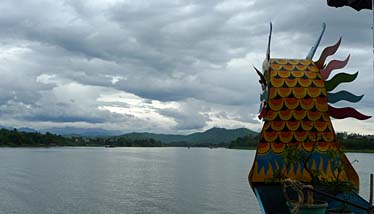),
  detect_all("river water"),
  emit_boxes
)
[0,147,372,214]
